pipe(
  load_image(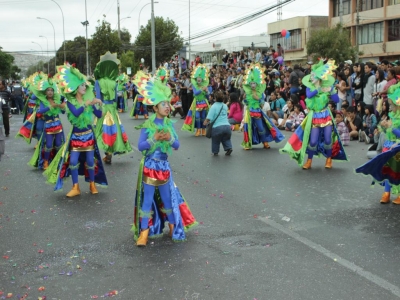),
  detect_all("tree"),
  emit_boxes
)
[0,47,15,78]
[120,50,140,75]
[10,65,21,80]
[306,24,359,64]
[133,17,183,71]
[54,36,88,74]
[89,20,122,70]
